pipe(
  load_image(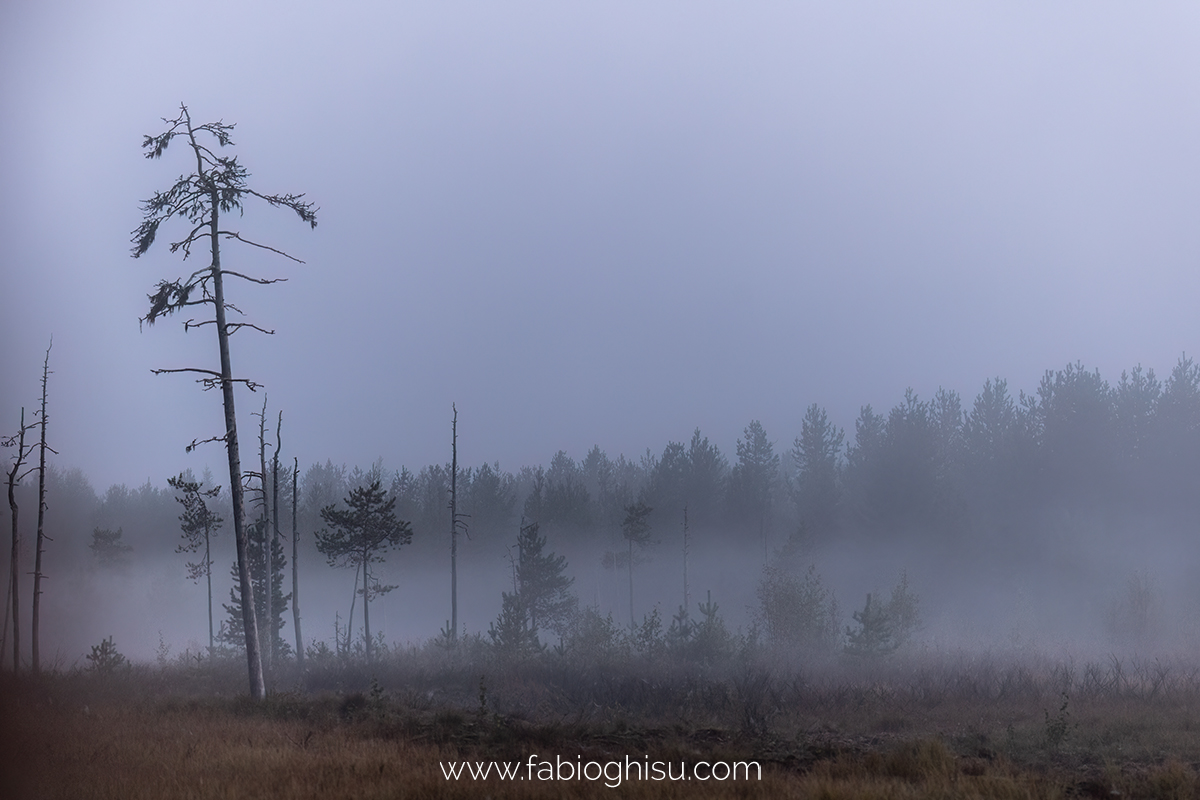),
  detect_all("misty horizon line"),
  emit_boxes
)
[10,351,1195,497]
